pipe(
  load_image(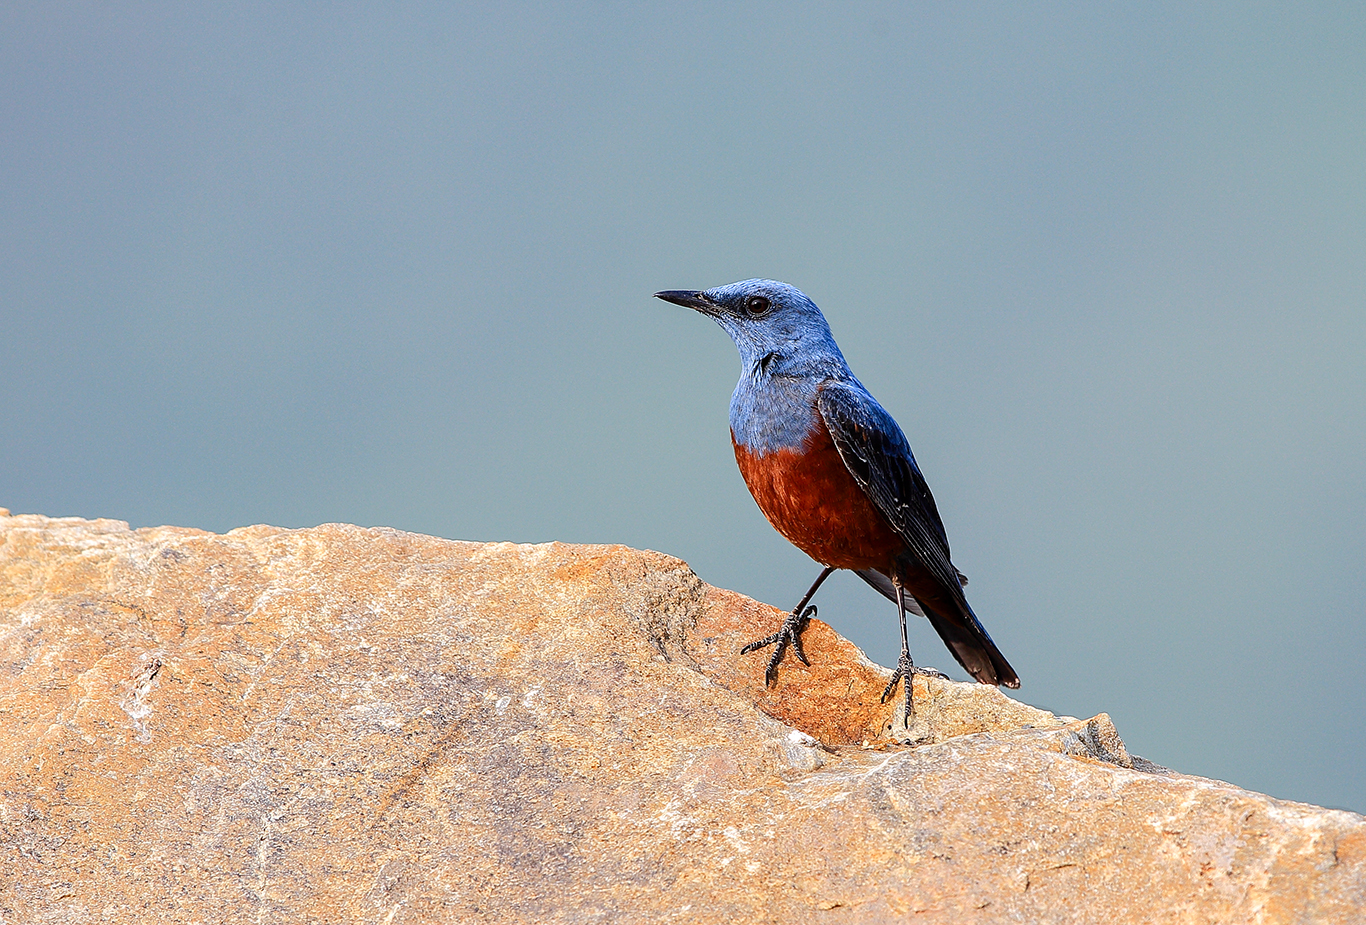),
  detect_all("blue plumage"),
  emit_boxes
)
[655,279,1019,729]
[688,279,873,456]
